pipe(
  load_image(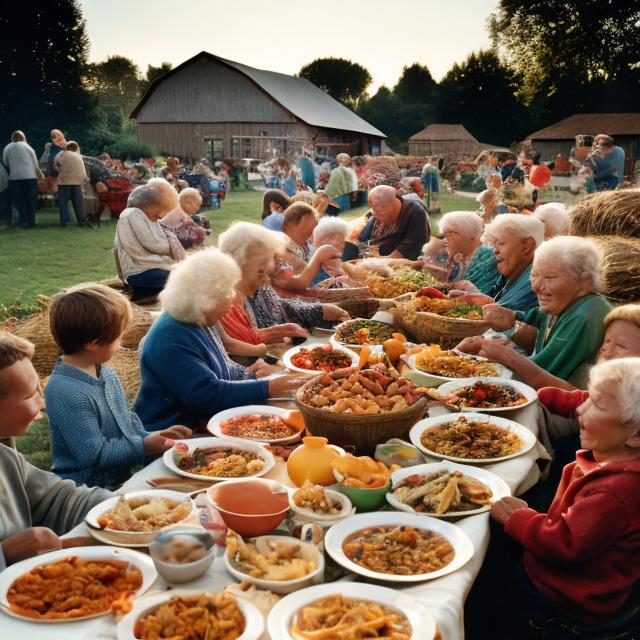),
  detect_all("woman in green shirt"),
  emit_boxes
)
[459,236,612,389]
[440,210,500,294]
